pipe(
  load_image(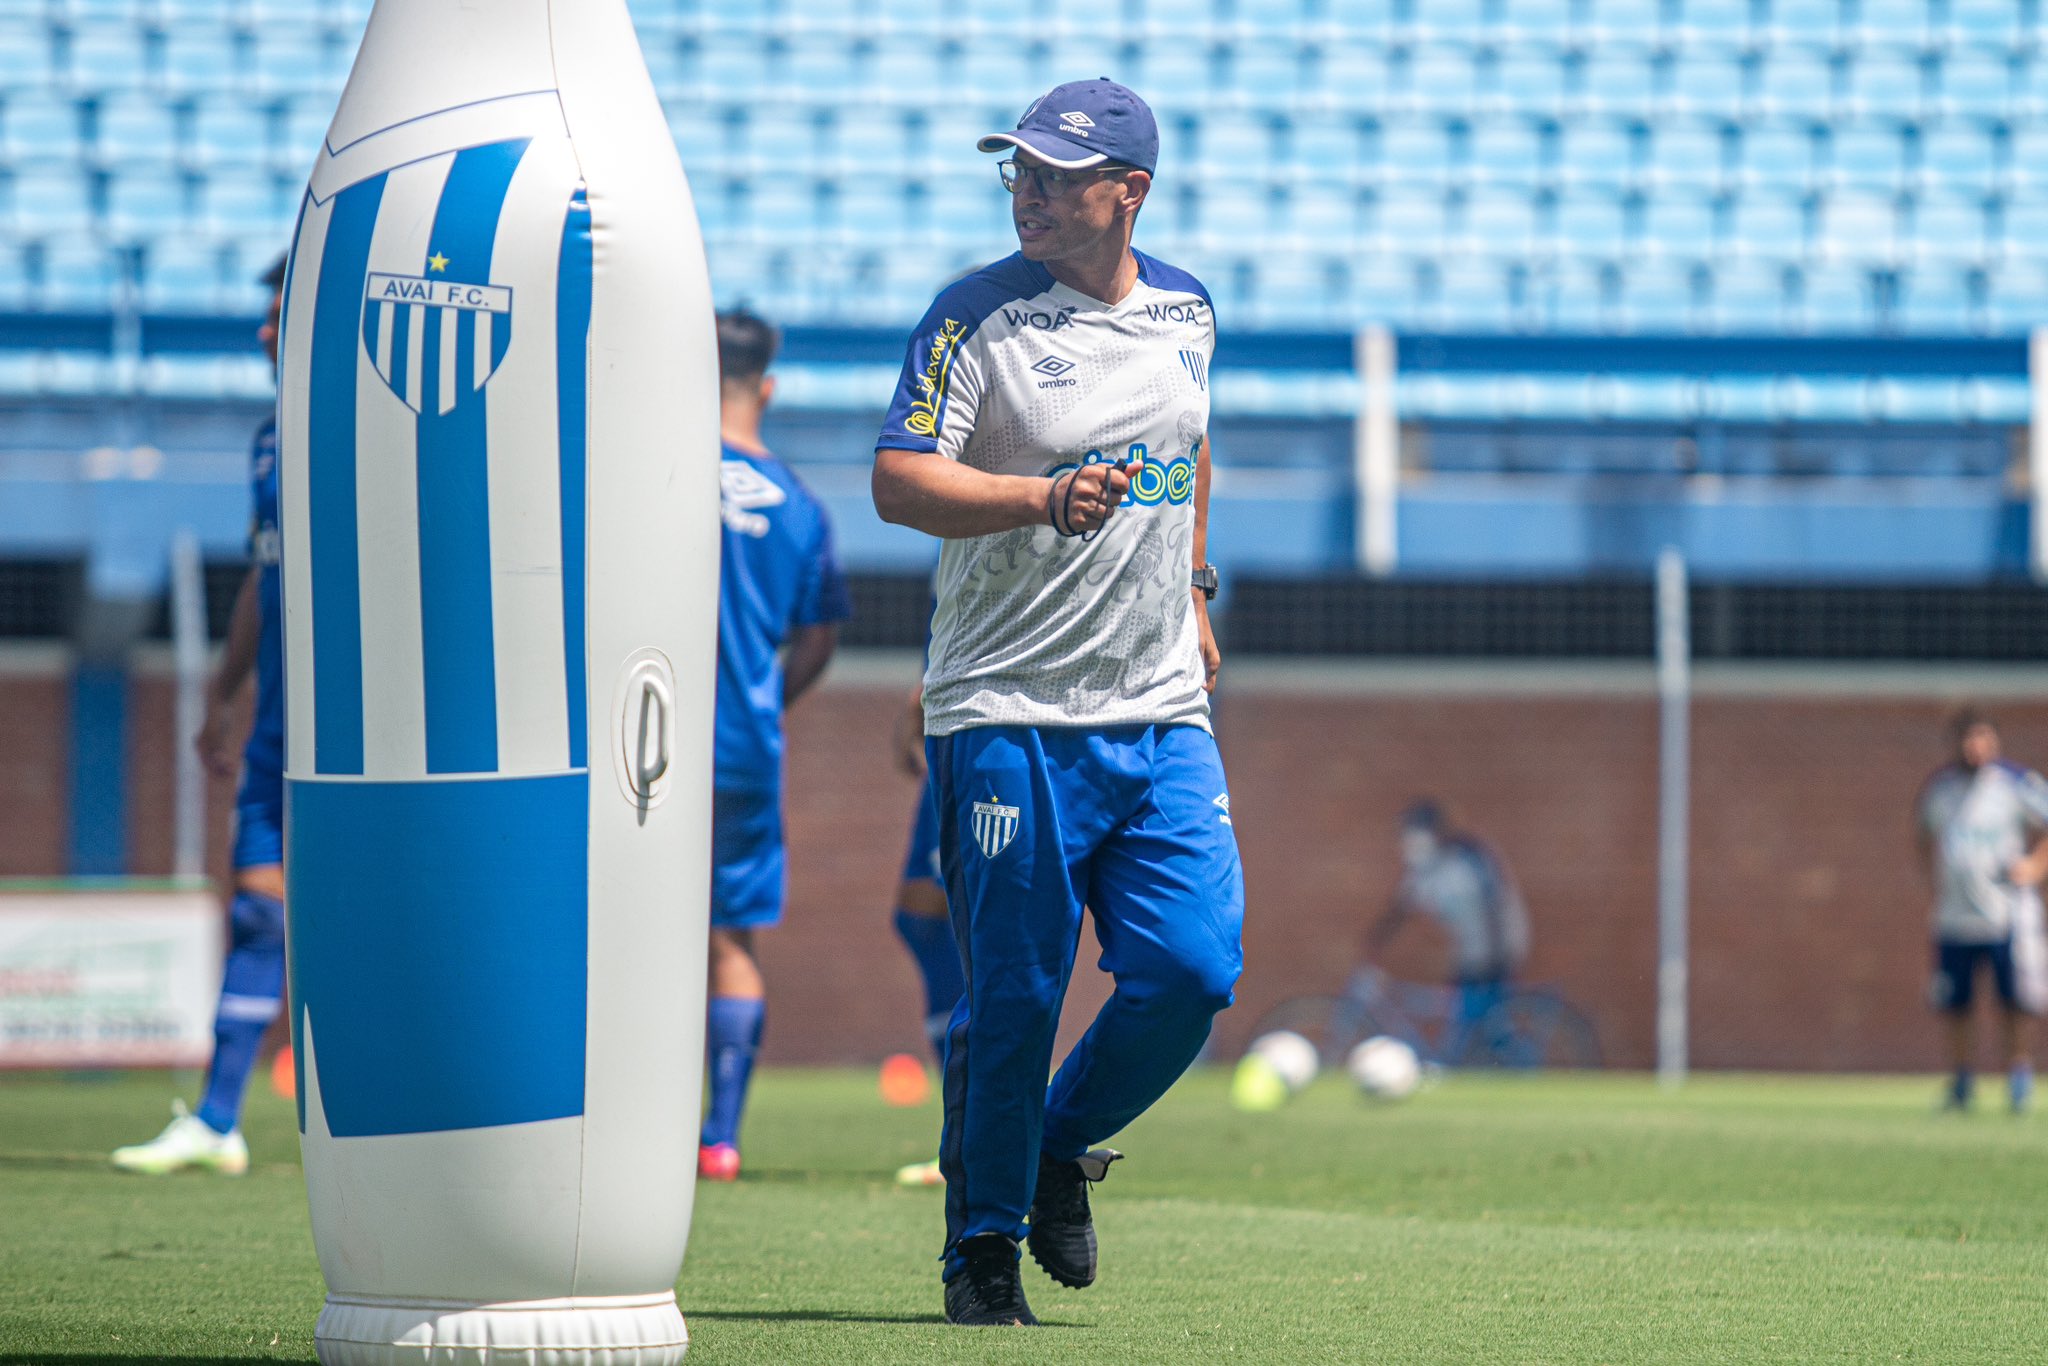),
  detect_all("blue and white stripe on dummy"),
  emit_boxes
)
[281,130,595,1141]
